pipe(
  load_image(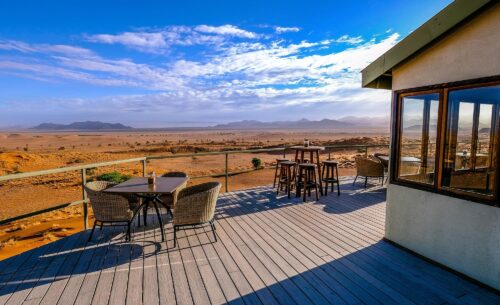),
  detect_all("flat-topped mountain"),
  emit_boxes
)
[32,121,132,130]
